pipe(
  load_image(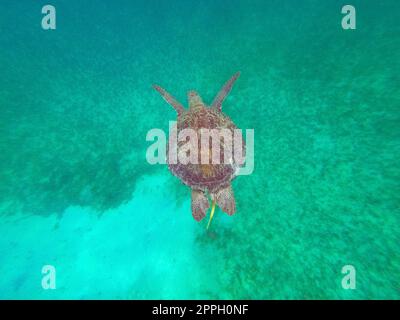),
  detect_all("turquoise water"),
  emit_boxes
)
[0,0,399,299]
